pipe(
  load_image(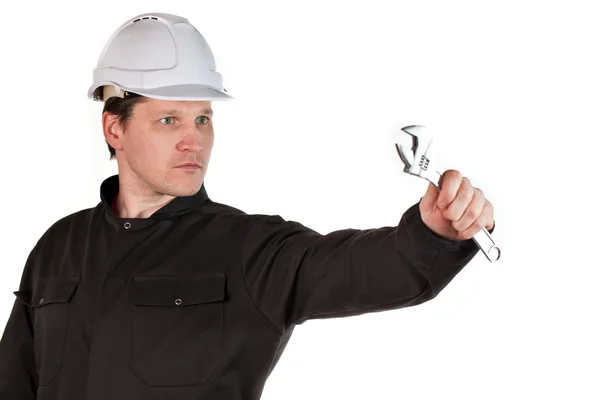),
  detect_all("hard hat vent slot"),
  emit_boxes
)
[133,17,158,23]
